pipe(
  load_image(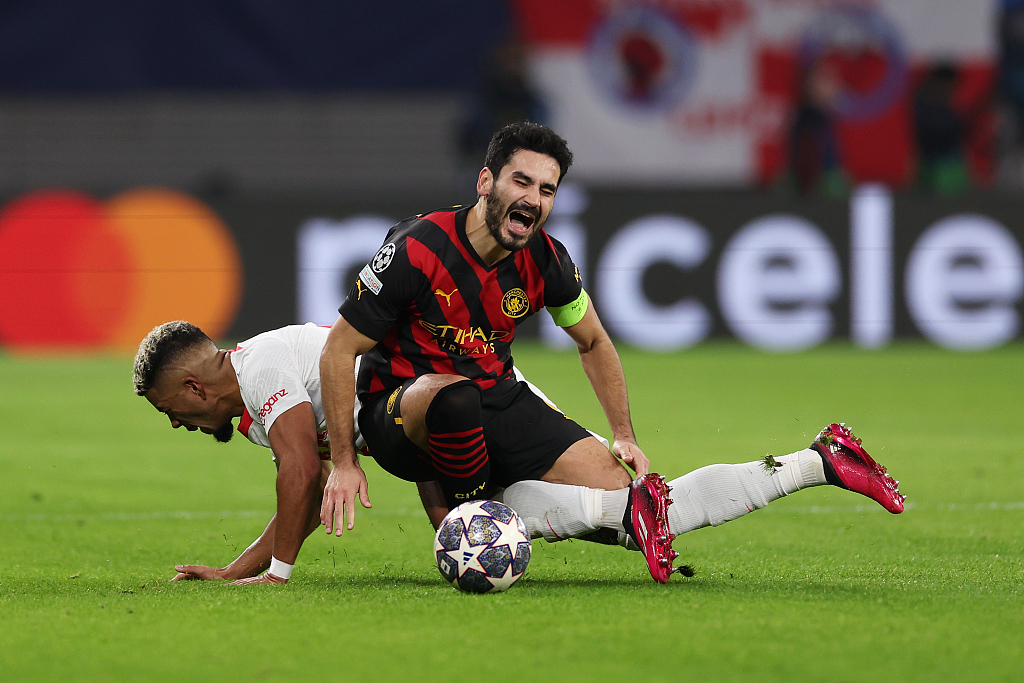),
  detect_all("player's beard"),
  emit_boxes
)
[211,422,234,443]
[484,190,543,252]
